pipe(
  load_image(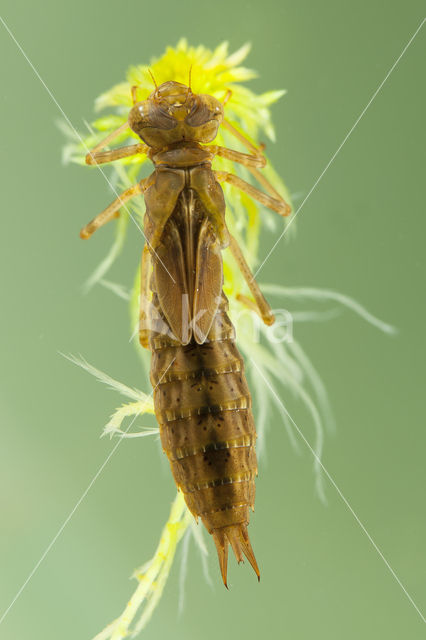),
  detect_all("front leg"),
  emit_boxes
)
[84,121,130,164]
[86,143,148,166]
[220,119,291,209]
[208,145,266,169]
